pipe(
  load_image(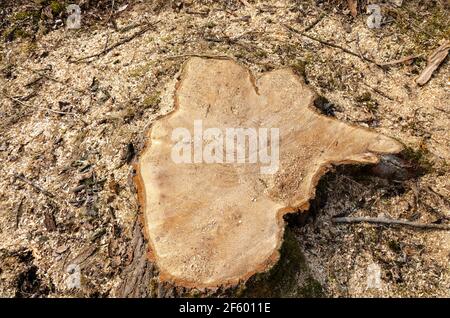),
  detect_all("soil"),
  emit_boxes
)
[0,0,449,297]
